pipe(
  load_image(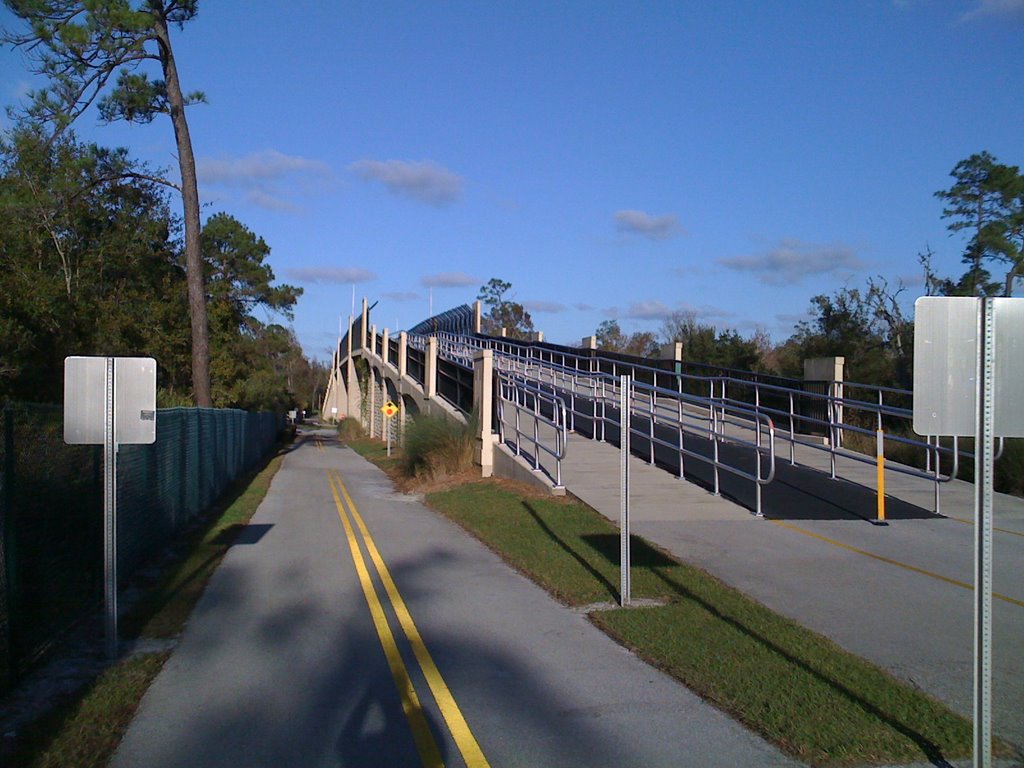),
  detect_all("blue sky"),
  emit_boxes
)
[2,1,1023,359]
